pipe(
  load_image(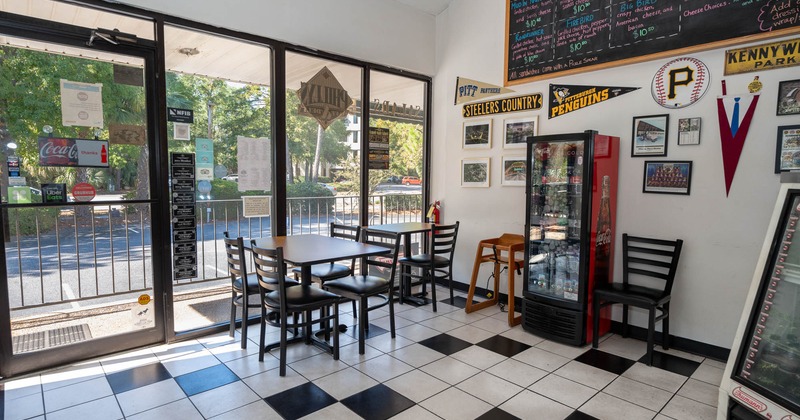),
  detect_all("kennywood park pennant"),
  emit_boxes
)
[717,80,759,196]
[454,77,515,105]
[549,84,639,118]
[296,66,352,129]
